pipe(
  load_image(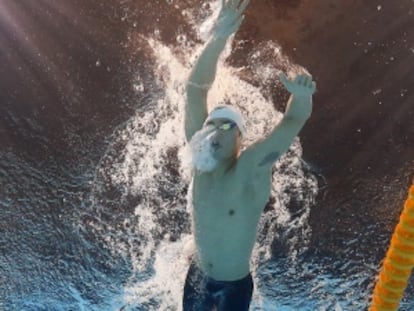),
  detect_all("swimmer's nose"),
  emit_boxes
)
[211,141,220,149]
